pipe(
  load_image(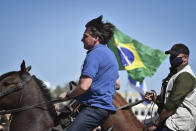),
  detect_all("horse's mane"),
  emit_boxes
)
[32,75,52,101]
[32,75,58,125]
